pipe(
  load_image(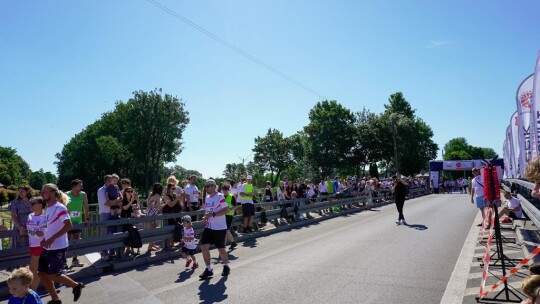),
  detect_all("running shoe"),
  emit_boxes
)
[401,220,408,225]
[396,220,401,225]
[229,242,237,250]
[199,269,213,280]
[222,265,230,276]
[192,262,199,270]
[185,259,192,268]
[47,300,62,304]
[73,282,84,302]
